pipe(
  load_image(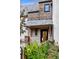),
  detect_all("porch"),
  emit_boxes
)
[26,25,53,44]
